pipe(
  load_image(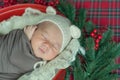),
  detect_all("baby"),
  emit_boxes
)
[24,21,62,60]
[0,7,81,80]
